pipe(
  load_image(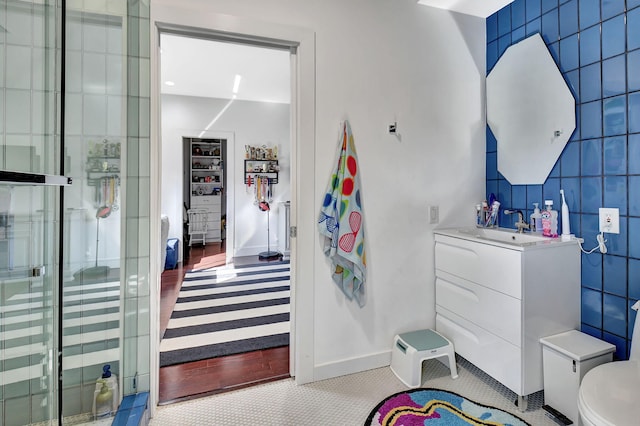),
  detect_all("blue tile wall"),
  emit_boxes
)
[559,0,578,37]
[630,259,640,298]
[486,2,640,359]
[581,101,602,139]
[560,34,579,71]
[526,0,542,23]
[580,25,601,66]
[541,0,557,14]
[629,92,640,133]
[602,55,626,97]
[630,176,640,215]
[602,15,626,59]
[629,51,640,92]
[541,9,559,43]
[602,0,624,21]
[512,0,526,29]
[579,0,600,30]
[629,8,640,51]
[512,26,527,44]
[498,7,511,37]
[580,63,601,102]
[604,95,627,137]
